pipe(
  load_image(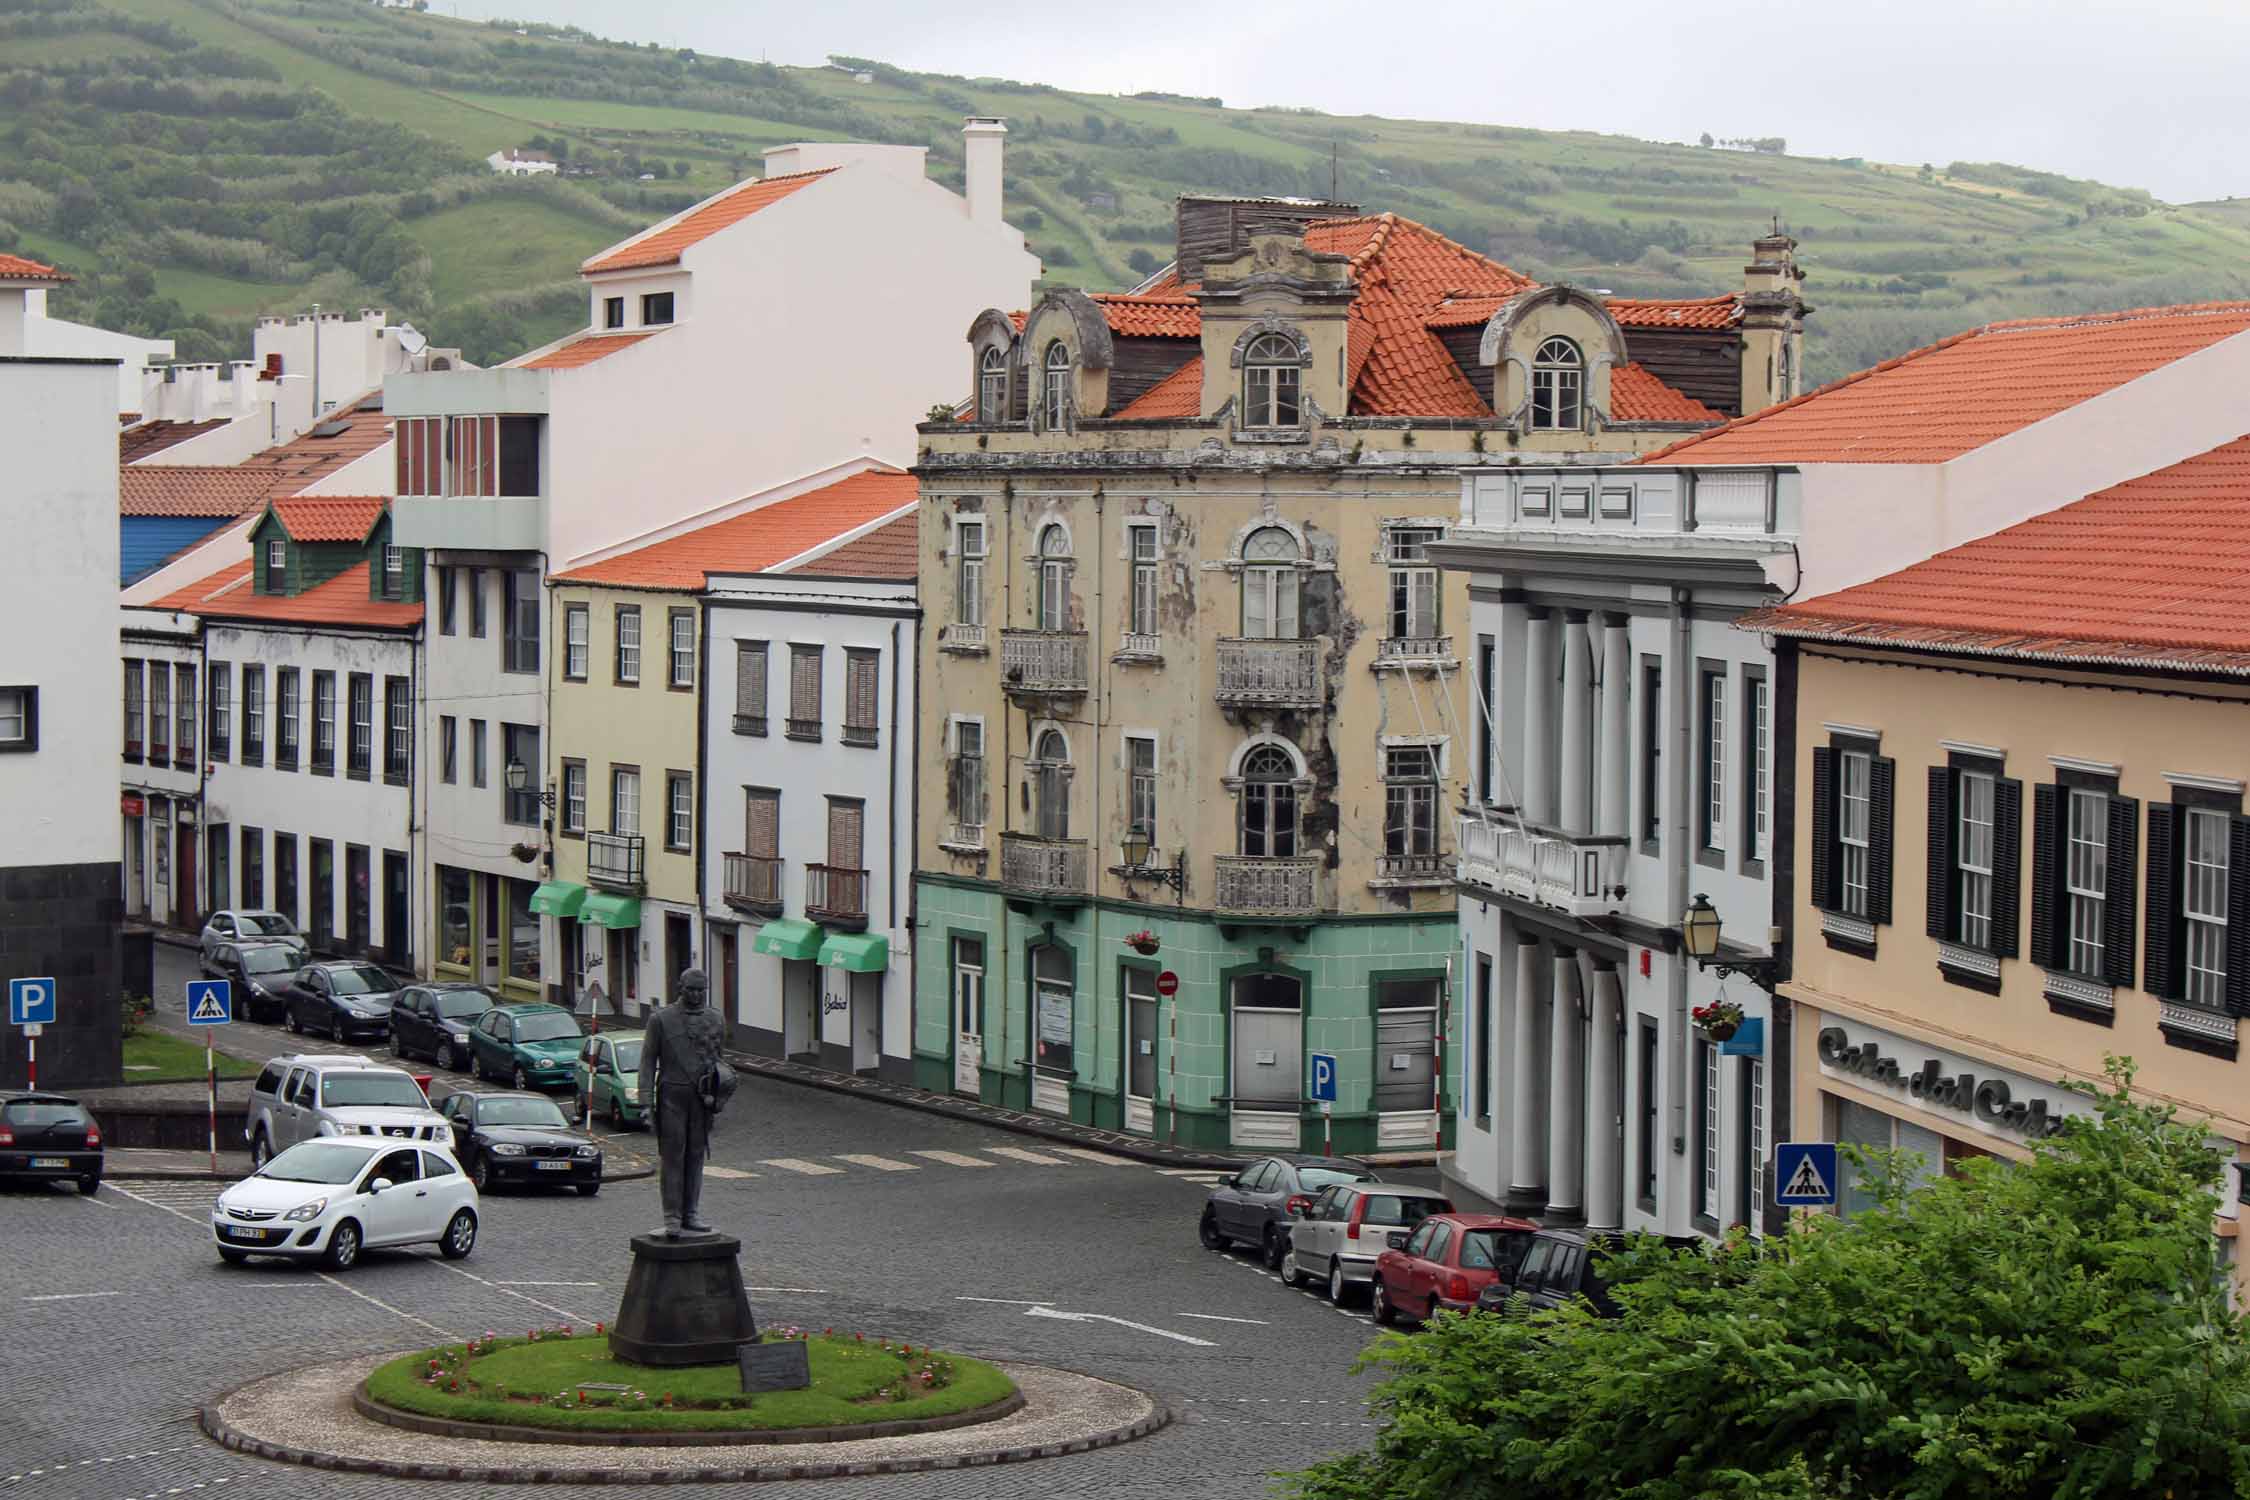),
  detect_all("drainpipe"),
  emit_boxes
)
[886,615,901,1073]
[695,594,712,1027]
[1666,584,1693,1231]
[997,483,1014,1093]
[905,606,921,1080]
[1089,484,1105,1112]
